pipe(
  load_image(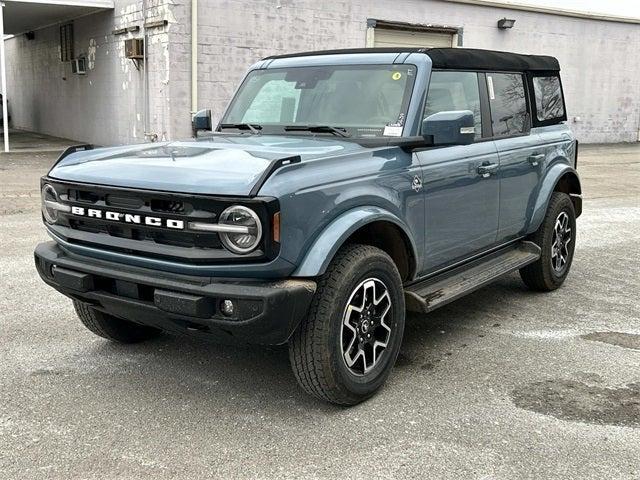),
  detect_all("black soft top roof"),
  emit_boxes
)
[263,47,560,72]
